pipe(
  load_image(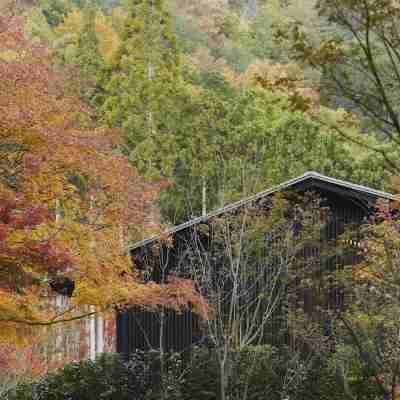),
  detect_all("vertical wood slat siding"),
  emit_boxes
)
[268,196,366,347]
[117,309,196,354]
[117,190,372,356]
